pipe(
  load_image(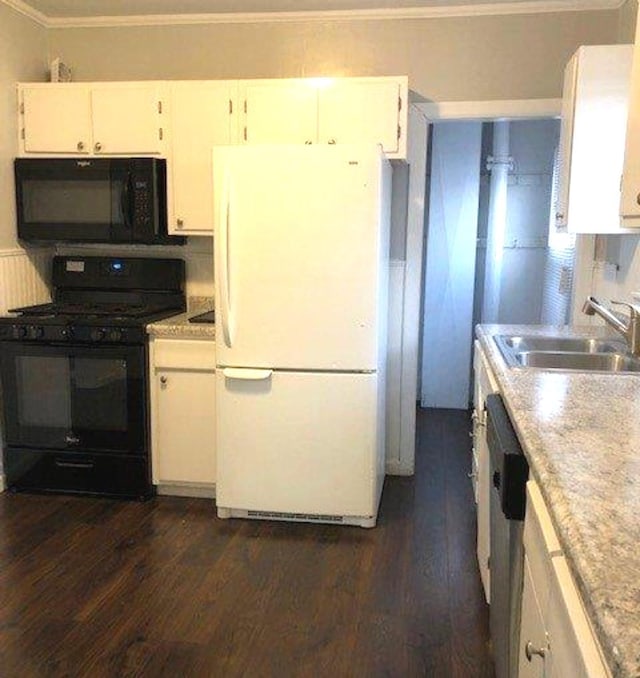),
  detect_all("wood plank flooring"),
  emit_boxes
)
[0,408,493,677]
